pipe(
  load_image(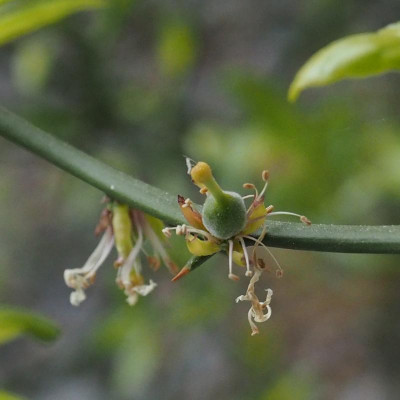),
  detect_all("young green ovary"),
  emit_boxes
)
[190,162,247,240]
